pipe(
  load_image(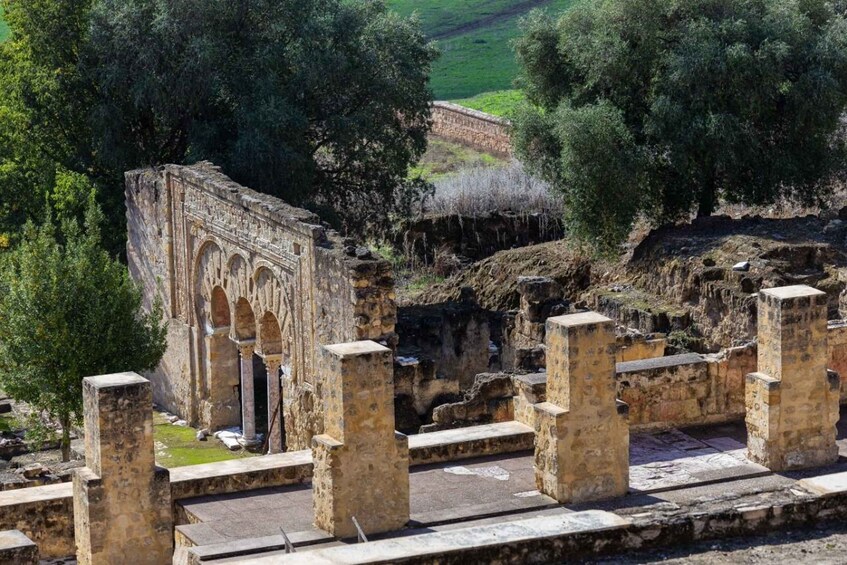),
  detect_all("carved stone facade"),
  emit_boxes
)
[126,162,396,451]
